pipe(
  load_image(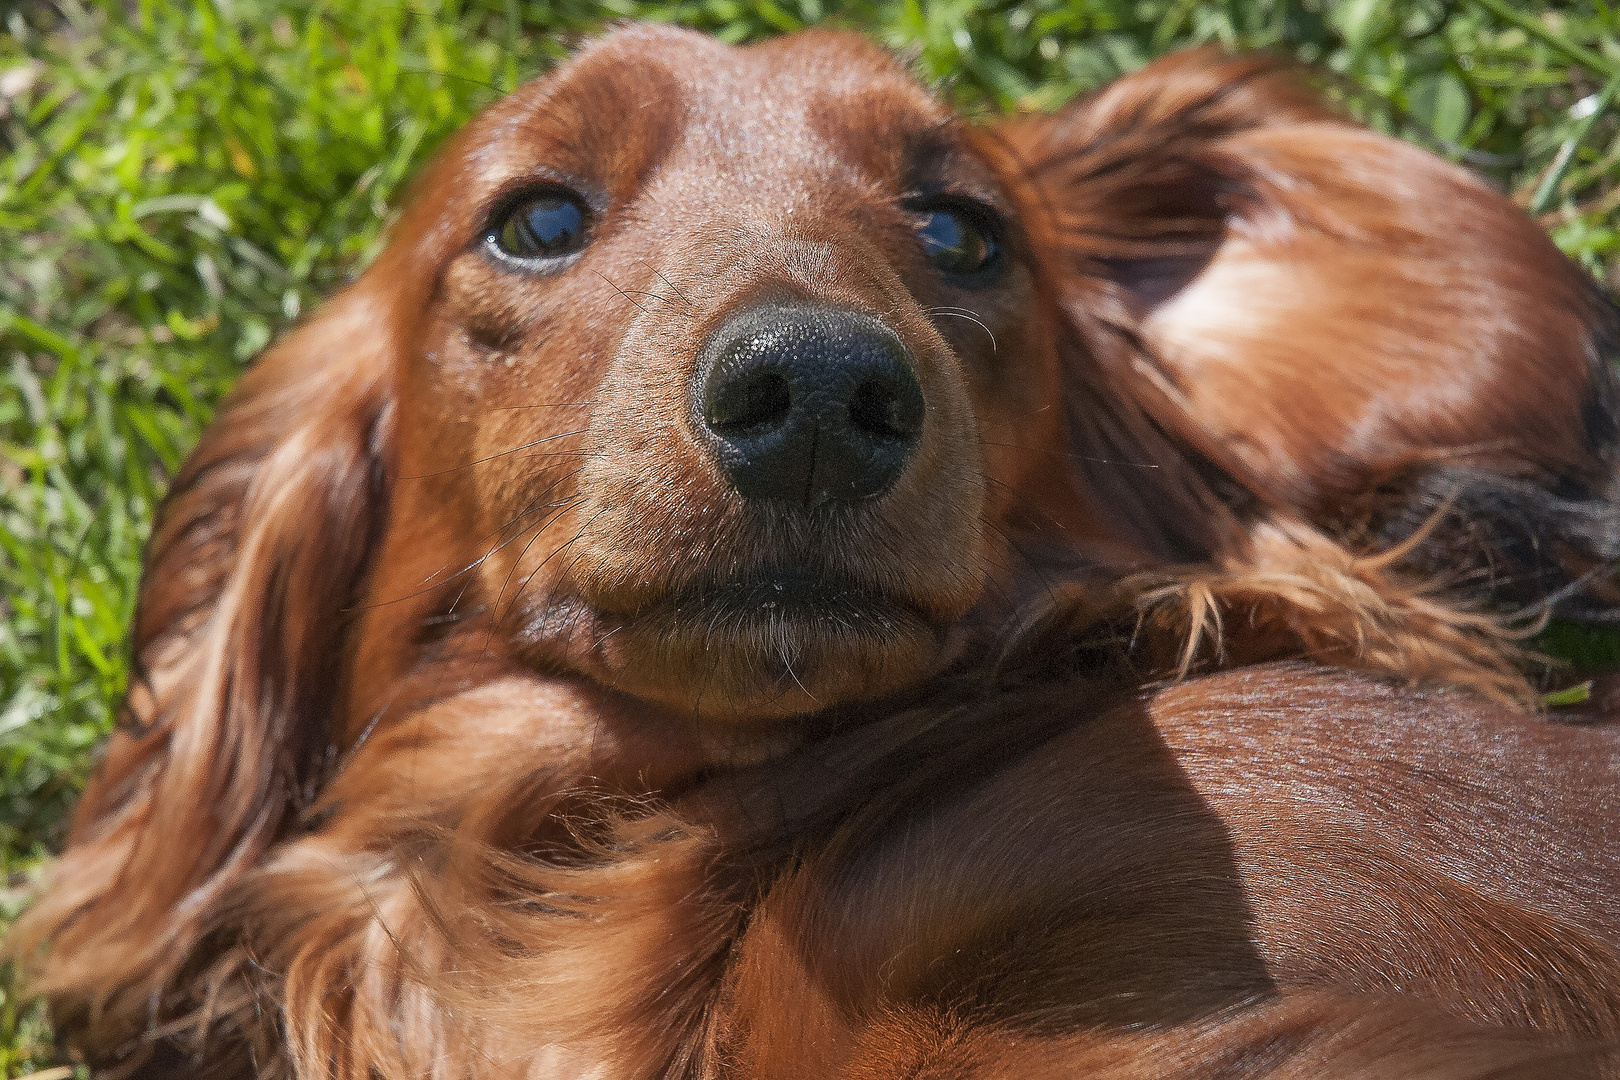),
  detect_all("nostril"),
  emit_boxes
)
[848,375,925,441]
[707,367,792,433]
